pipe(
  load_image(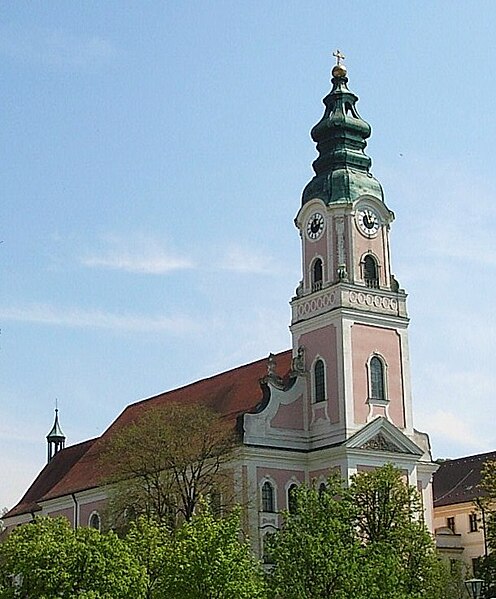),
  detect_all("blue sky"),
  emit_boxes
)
[2,1,496,510]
